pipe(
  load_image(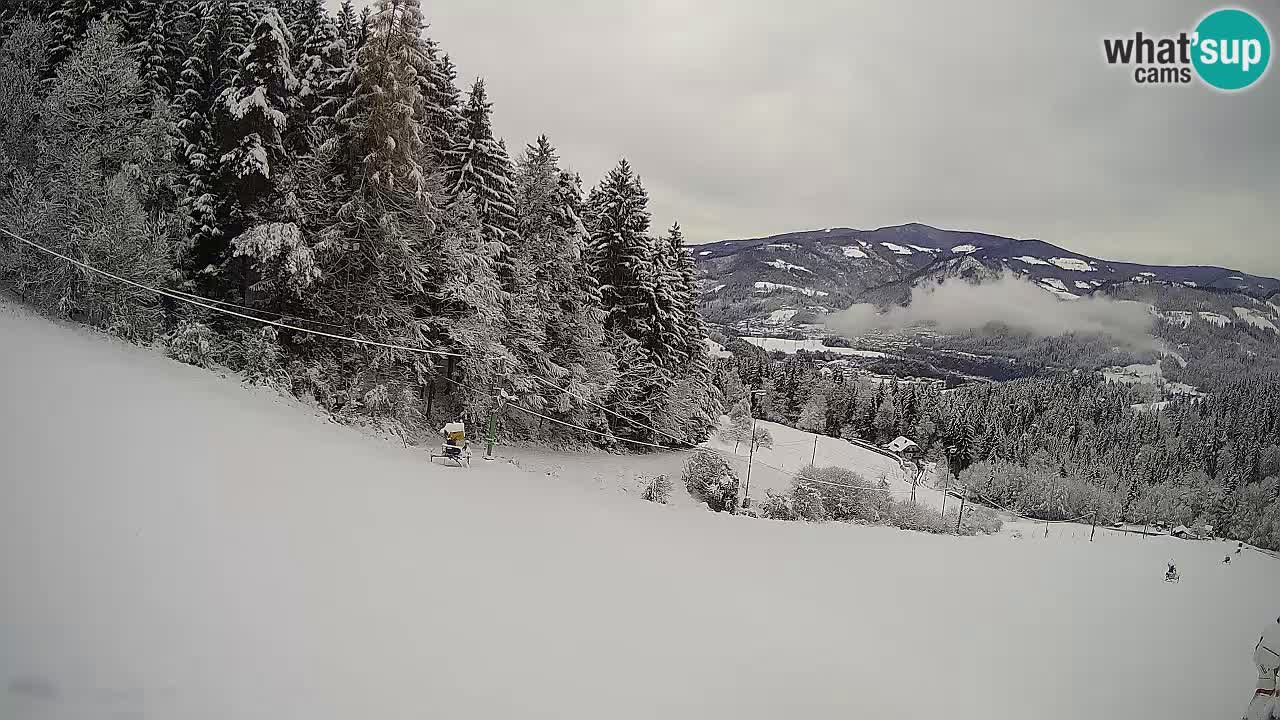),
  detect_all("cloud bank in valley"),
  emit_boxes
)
[824,274,1153,345]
